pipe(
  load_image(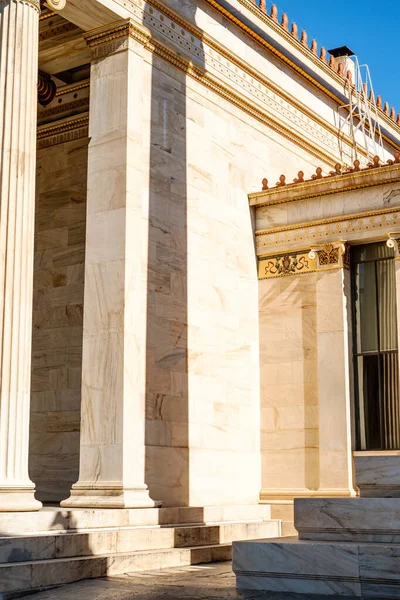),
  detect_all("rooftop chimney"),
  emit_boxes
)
[328,46,356,82]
